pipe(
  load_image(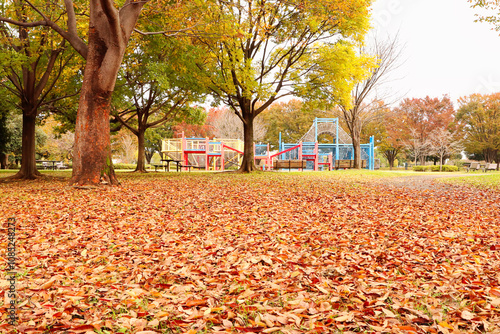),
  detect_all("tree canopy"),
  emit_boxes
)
[187,0,372,172]
[457,93,500,163]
